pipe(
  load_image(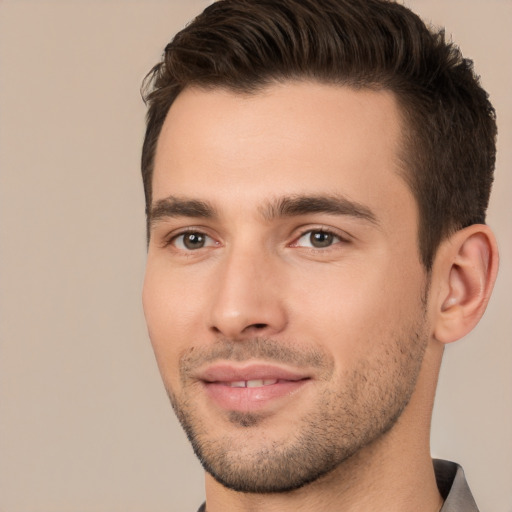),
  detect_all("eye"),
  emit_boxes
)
[294,229,342,249]
[172,231,217,250]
